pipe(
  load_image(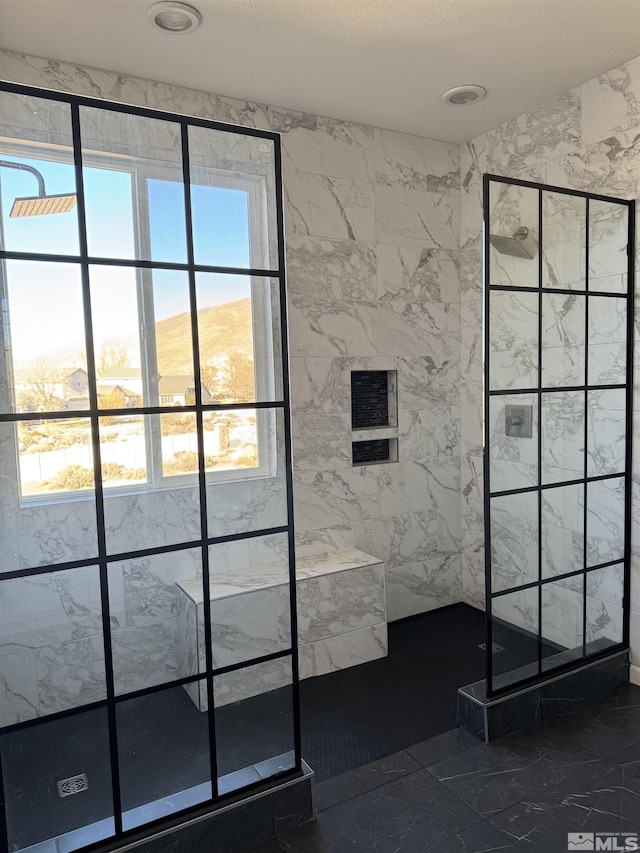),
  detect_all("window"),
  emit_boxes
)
[0,94,282,500]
